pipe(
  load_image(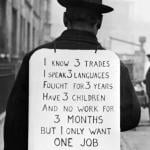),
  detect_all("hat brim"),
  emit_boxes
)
[58,0,113,13]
